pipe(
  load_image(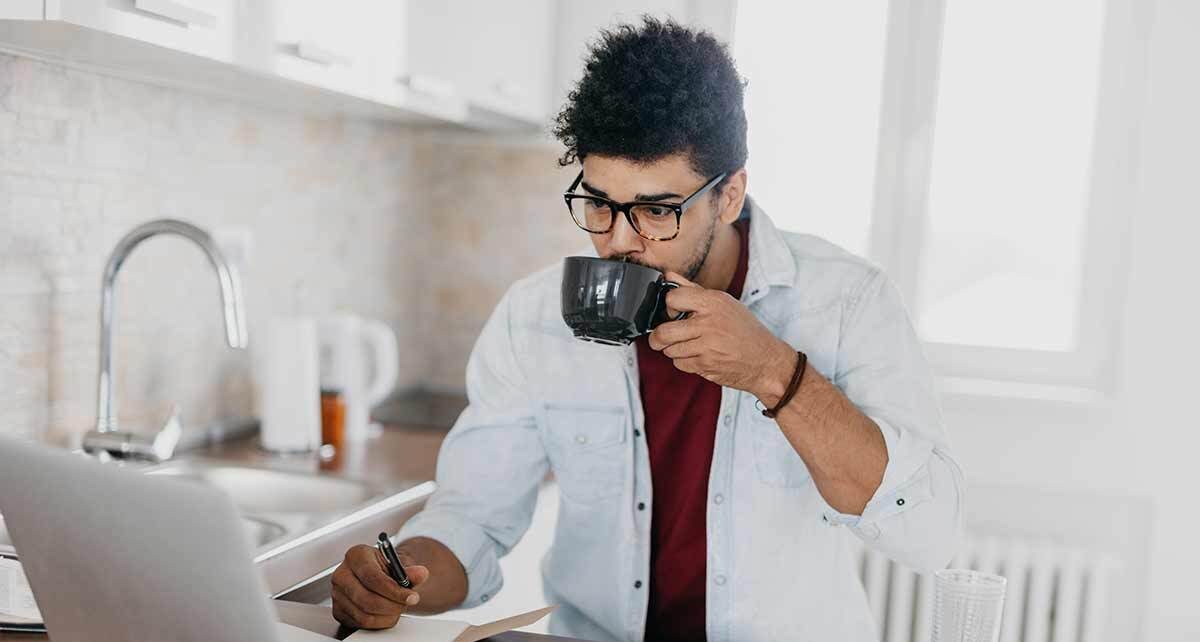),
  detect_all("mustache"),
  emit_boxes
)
[609,254,663,272]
